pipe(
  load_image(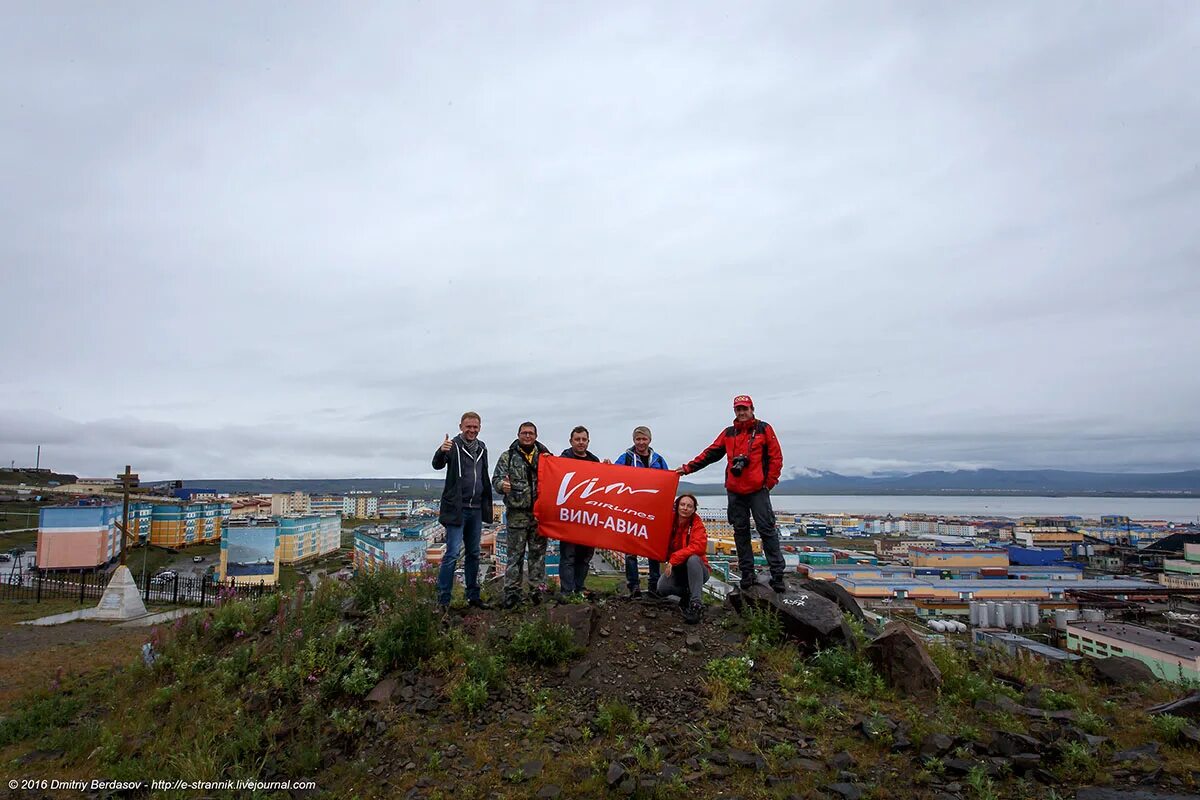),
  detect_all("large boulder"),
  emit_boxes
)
[792,577,870,629]
[864,622,943,697]
[728,583,853,651]
[1091,656,1157,686]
